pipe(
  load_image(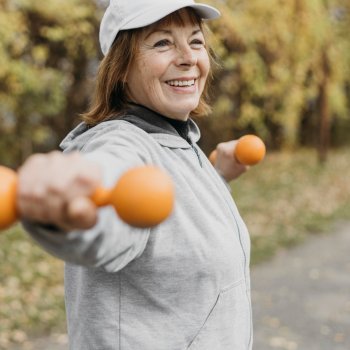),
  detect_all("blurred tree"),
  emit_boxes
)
[198,0,349,161]
[0,0,101,167]
[331,0,350,148]
[0,0,349,165]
